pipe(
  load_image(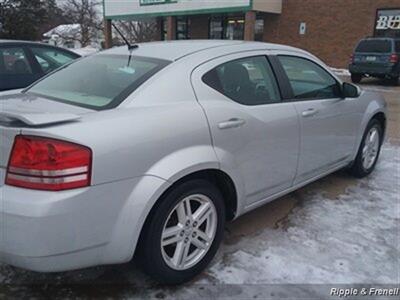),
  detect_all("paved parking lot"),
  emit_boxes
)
[0,78,399,299]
